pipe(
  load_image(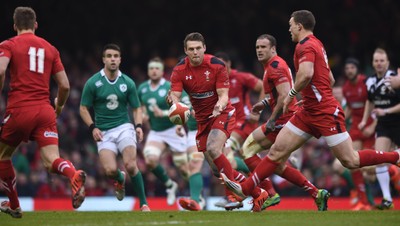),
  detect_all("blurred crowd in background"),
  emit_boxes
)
[1,0,400,201]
